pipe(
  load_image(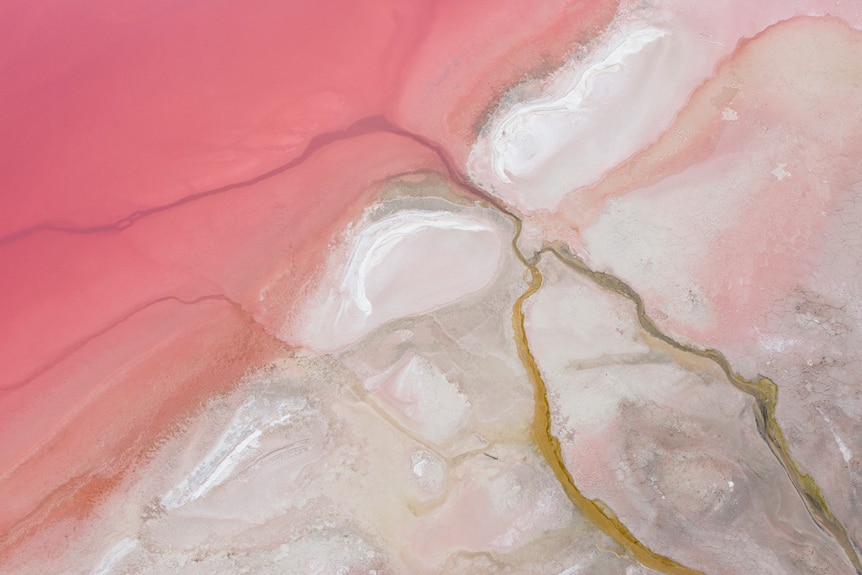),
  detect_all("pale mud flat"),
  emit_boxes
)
[470,1,862,571]
[525,254,855,574]
[21,179,652,575]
